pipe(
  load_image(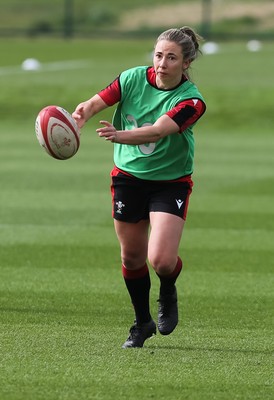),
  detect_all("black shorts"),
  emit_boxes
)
[111,167,193,223]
